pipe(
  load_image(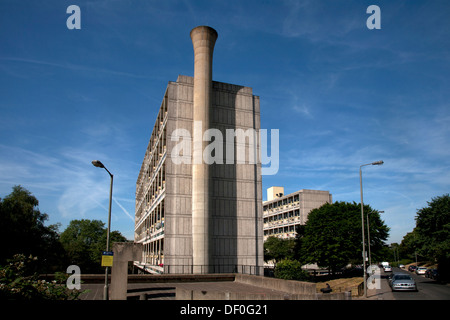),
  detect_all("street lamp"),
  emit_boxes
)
[92,160,113,300]
[360,160,383,298]
[367,210,384,270]
[367,212,372,269]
